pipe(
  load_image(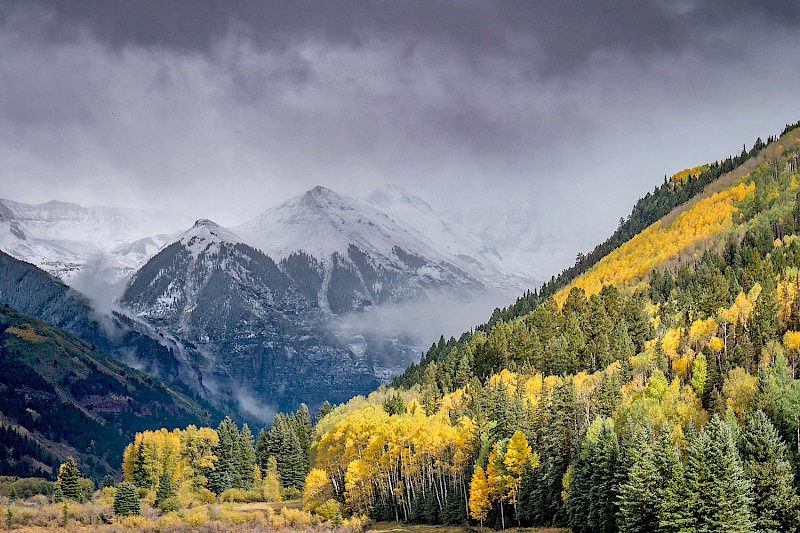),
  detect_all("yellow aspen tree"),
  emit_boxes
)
[469,465,491,527]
